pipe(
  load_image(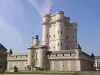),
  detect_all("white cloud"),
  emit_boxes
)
[28,0,53,17]
[0,0,54,52]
